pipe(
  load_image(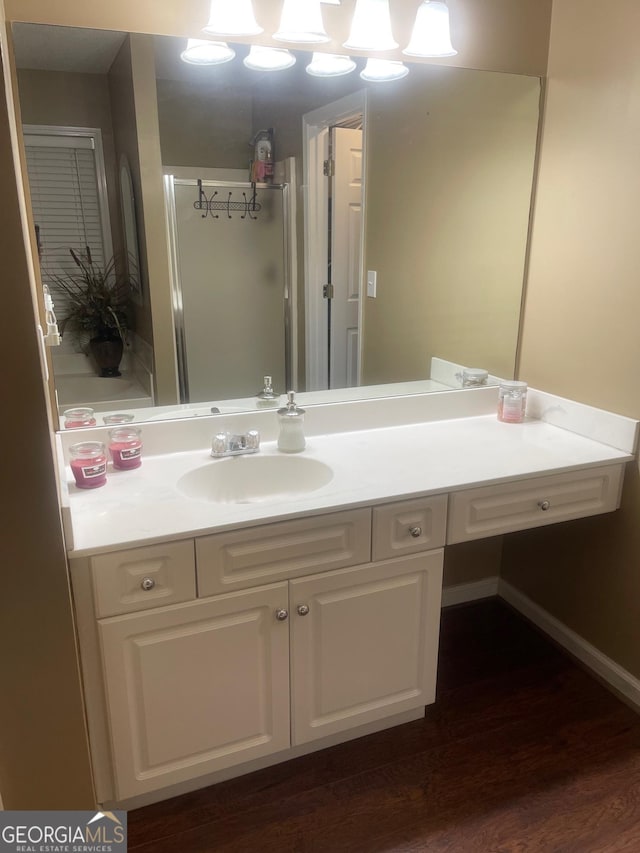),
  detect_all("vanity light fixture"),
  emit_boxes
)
[360,58,409,82]
[203,0,263,37]
[243,46,296,71]
[403,0,457,57]
[306,53,357,77]
[180,39,236,65]
[274,0,330,44]
[343,0,398,51]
